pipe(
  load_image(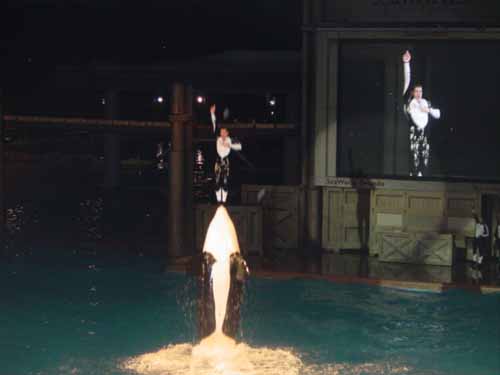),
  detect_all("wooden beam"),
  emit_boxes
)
[2,115,297,131]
